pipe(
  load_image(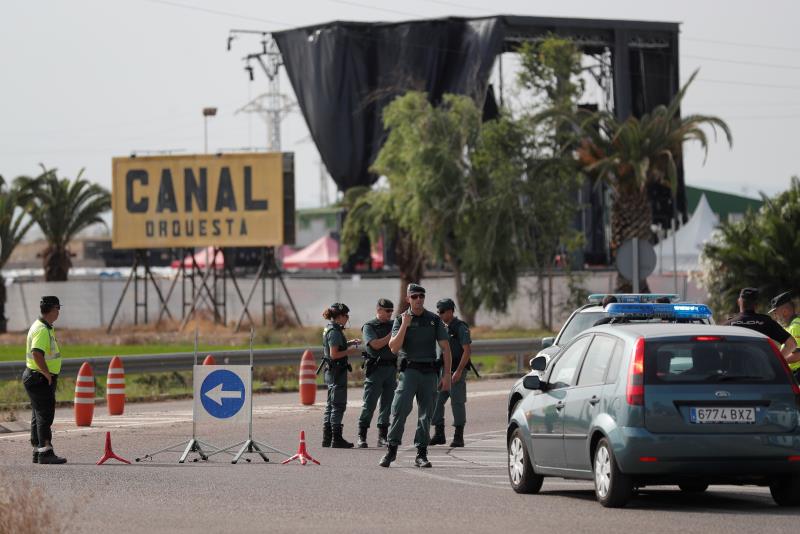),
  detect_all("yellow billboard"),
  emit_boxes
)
[112,153,294,249]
